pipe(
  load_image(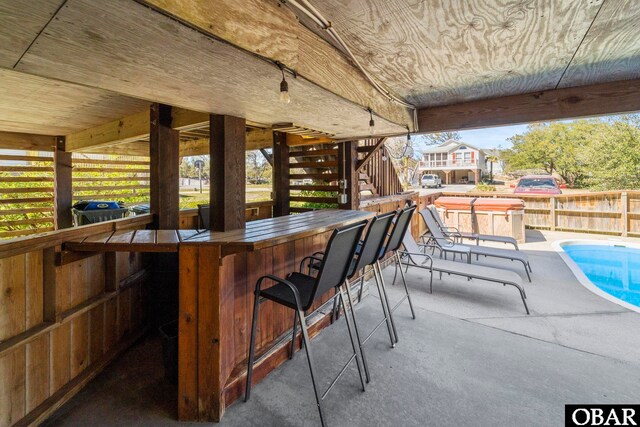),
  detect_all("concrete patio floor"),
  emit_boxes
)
[43,230,640,426]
